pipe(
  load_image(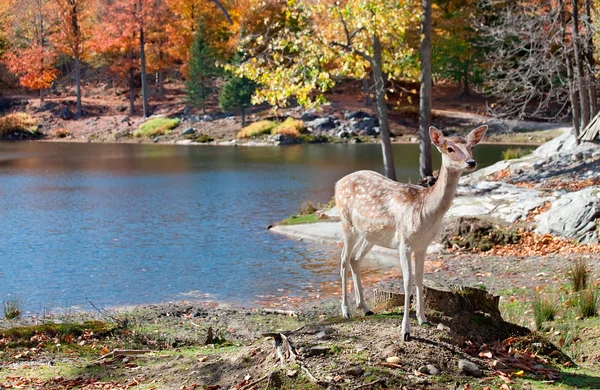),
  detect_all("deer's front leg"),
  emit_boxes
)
[414,249,428,325]
[399,244,413,341]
